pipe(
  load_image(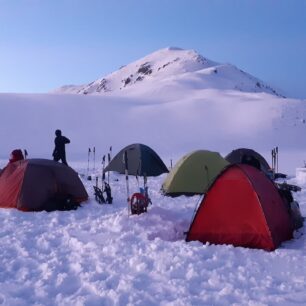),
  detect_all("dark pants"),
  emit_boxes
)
[54,153,68,166]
